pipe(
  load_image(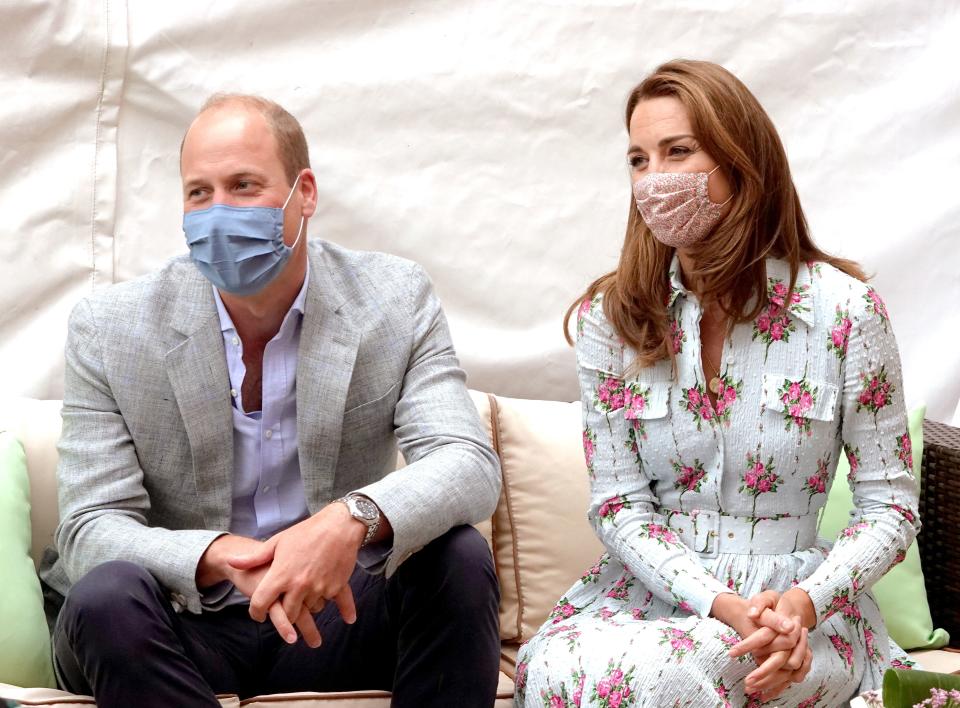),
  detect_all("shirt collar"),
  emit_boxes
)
[213,260,310,337]
[666,254,815,327]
